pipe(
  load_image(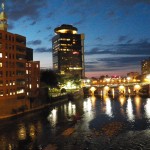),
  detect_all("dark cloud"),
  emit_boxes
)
[27,40,42,45]
[73,19,85,26]
[107,11,116,18]
[8,23,14,30]
[46,26,52,30]
[118,35,128,43]
[85,56,147,72]
[85,39,150,56]
[8,0,47,21]
[30,21,36,25]
[34,47,52,53]
[47,12,55,18]
[117,0,150,6]
[95,37,103,42]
